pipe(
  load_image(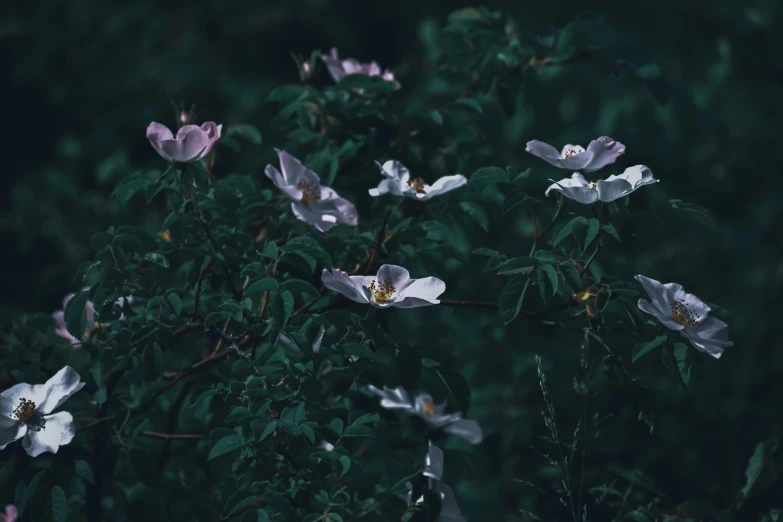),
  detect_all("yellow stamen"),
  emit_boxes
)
[421,400,437,416]
[671,301,697,327]
[13,398,37,423]
[407,177,427,194]
[297,180,321,205]
[369,280,396,303]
